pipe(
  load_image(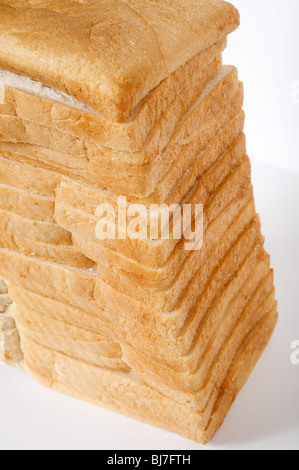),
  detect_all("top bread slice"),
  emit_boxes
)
[0,39,226,153]
[0,0,239,122]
